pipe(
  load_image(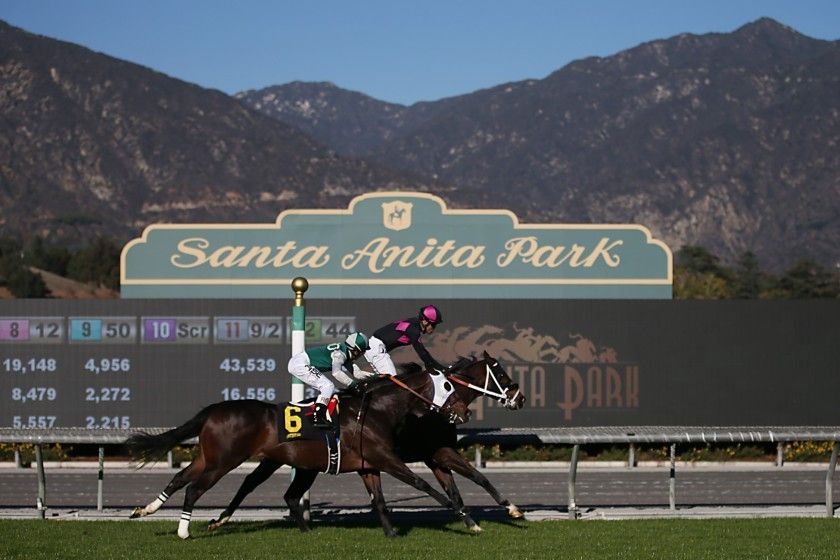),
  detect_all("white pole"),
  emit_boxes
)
[290,277,309,520]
